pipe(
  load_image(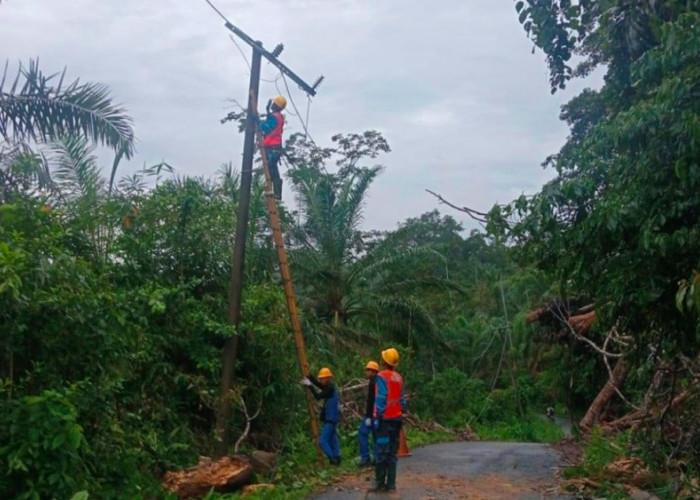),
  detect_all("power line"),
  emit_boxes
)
[281,72,317,145]
[305,96,312,137]
[229,35,251,71]
[228,36,282,83]
[203,0,228,23]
